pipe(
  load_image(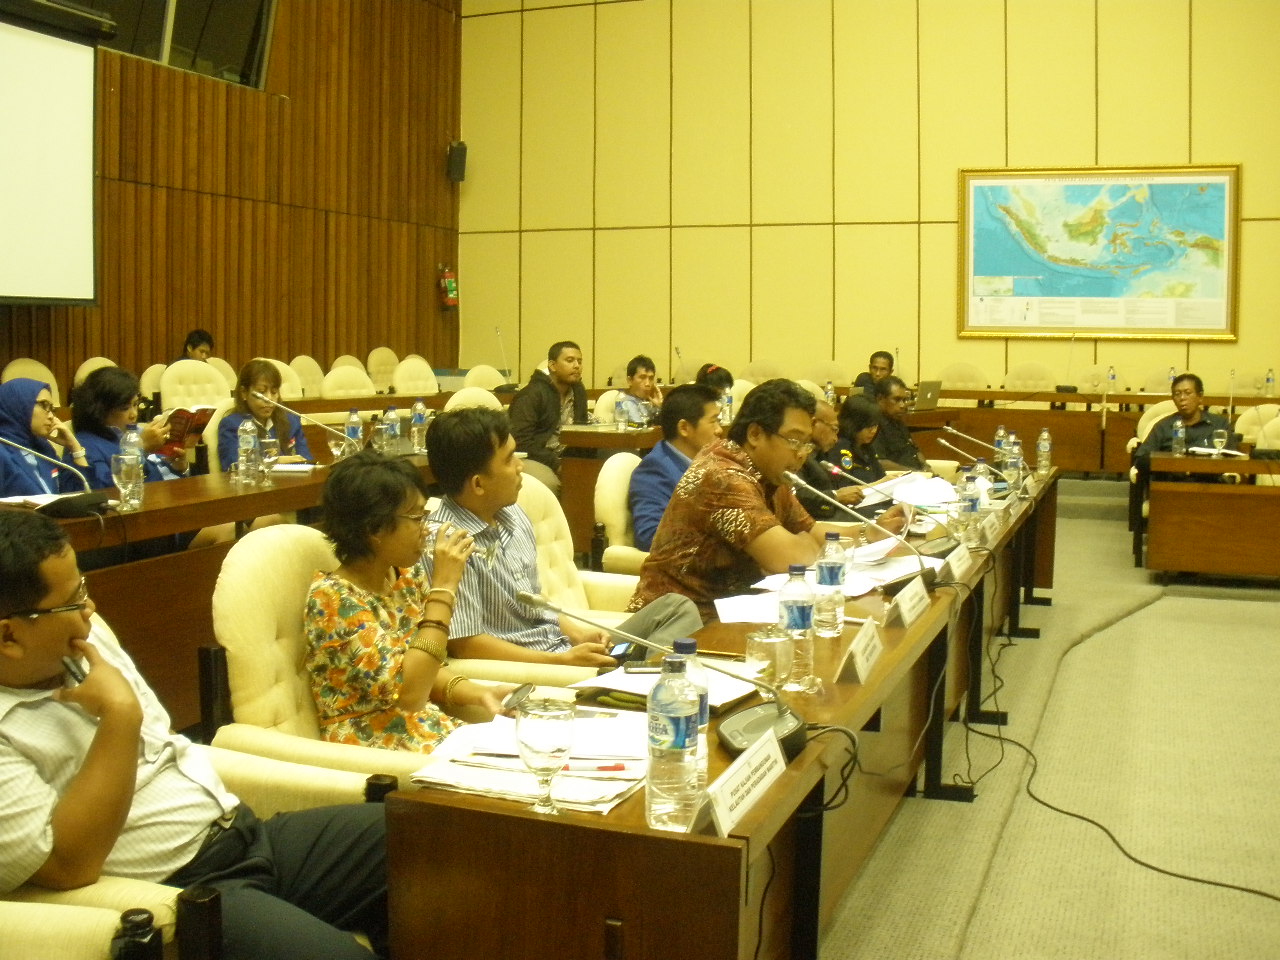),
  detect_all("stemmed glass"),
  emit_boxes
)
[327,437,346,463]
[110,454,143,512]
[745,629,793,701]
[515,697,575,815]
[1211,429,1229,458]
[259,437,280,484]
